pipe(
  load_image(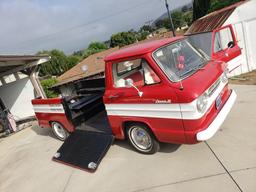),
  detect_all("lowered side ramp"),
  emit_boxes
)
[52,130,114,172]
